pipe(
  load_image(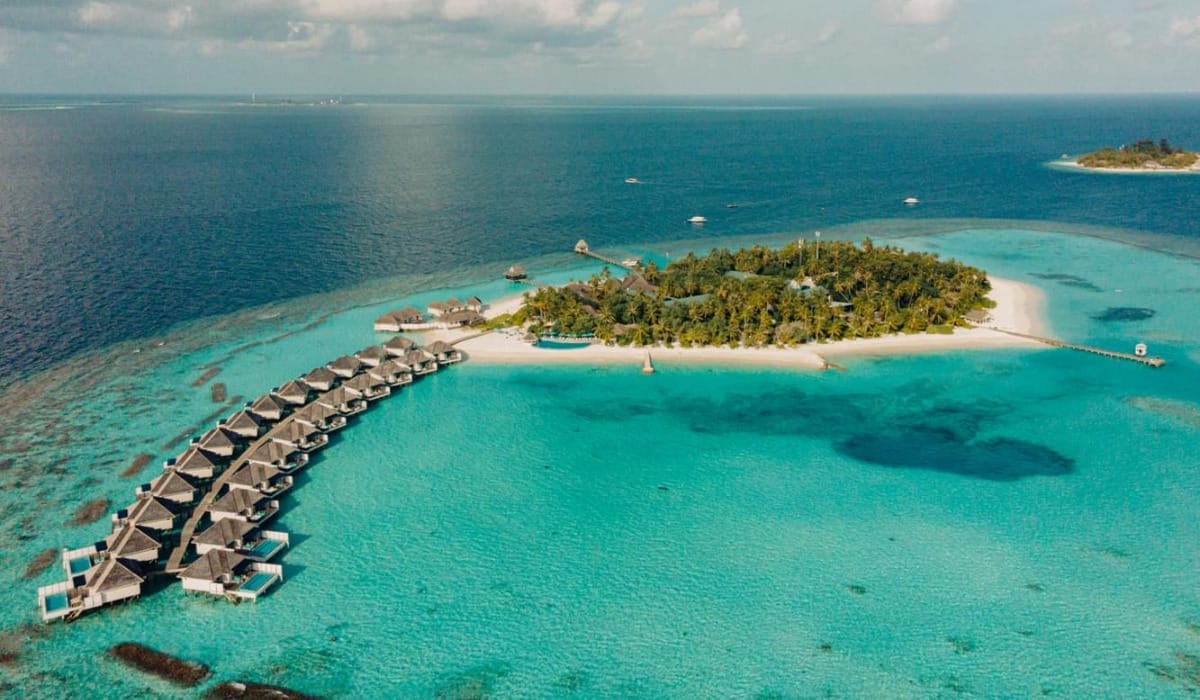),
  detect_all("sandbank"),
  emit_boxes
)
[440,276,1047,371]
[1051,159,1200,175]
